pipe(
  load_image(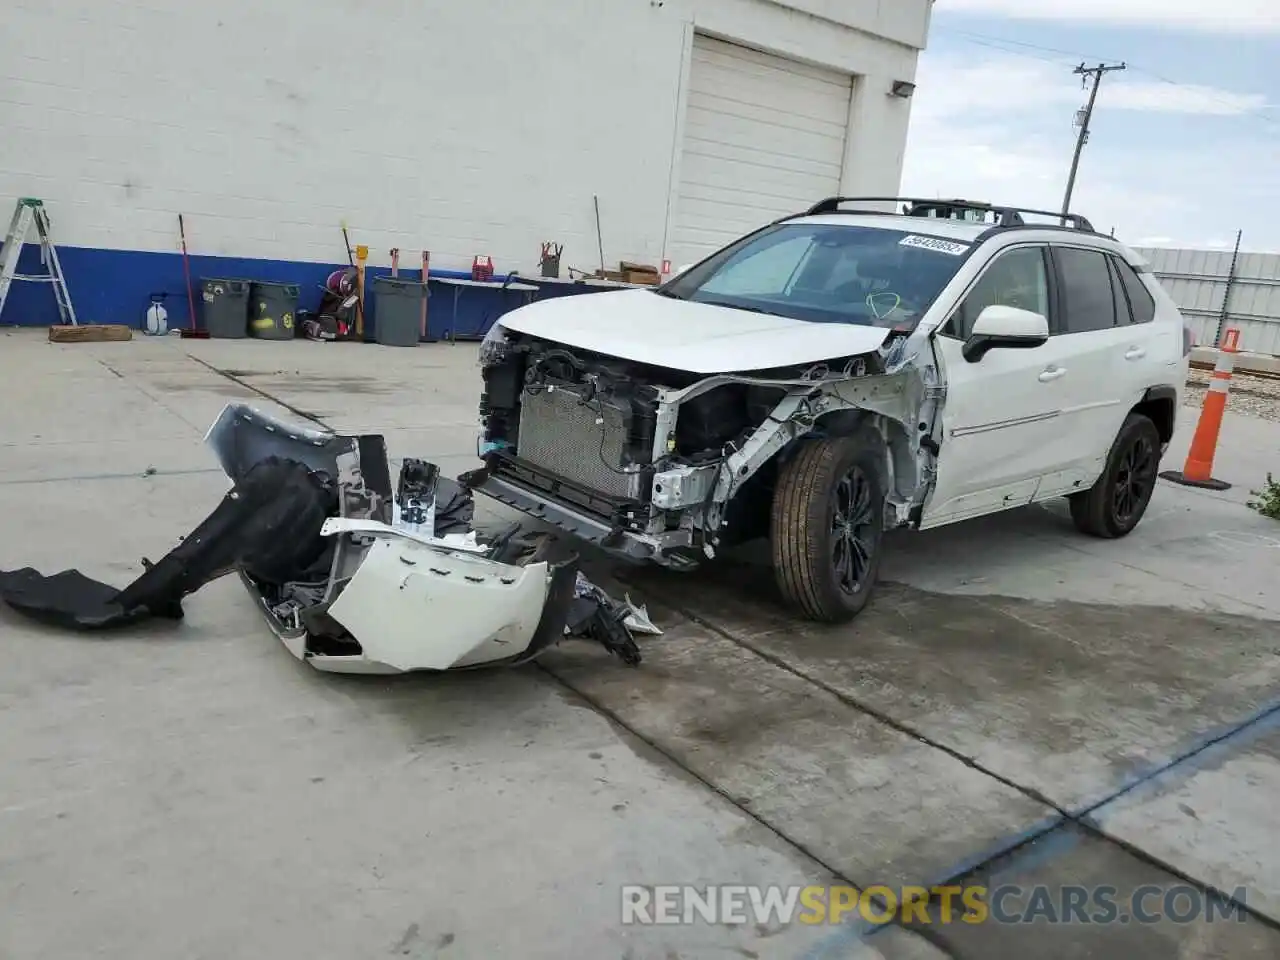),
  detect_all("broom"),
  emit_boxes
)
[177,214,209,339]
